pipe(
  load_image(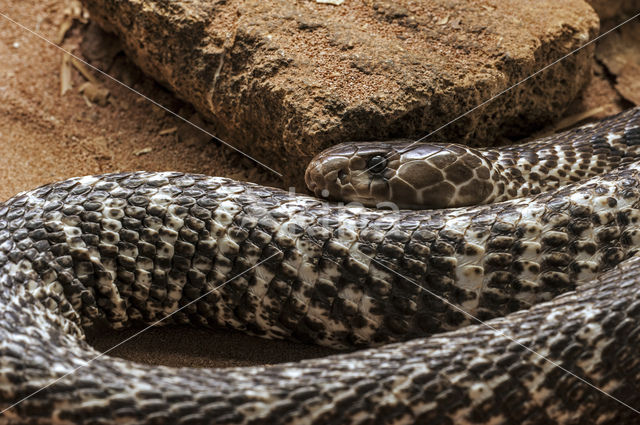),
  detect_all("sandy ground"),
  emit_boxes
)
[0,0,336,367]
[0,0,635,368]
